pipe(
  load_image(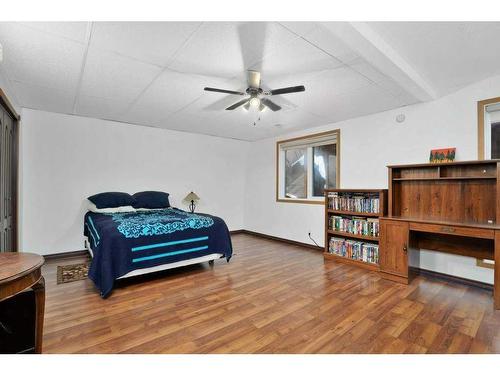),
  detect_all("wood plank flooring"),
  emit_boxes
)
[41,233,500,353]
